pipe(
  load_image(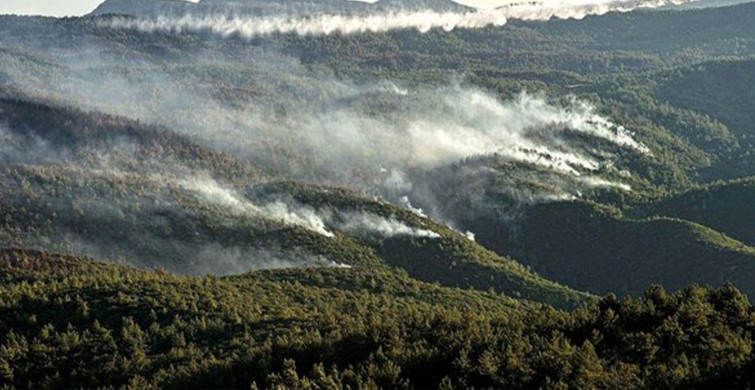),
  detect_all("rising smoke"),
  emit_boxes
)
[179,175,335,237]
[1,46,645,232]
[100,0,701,37]
[0,3,657,274]
[334,211,440,239]
[2,48,644,190]
[191,244,350,276]
[178,174,440,239]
